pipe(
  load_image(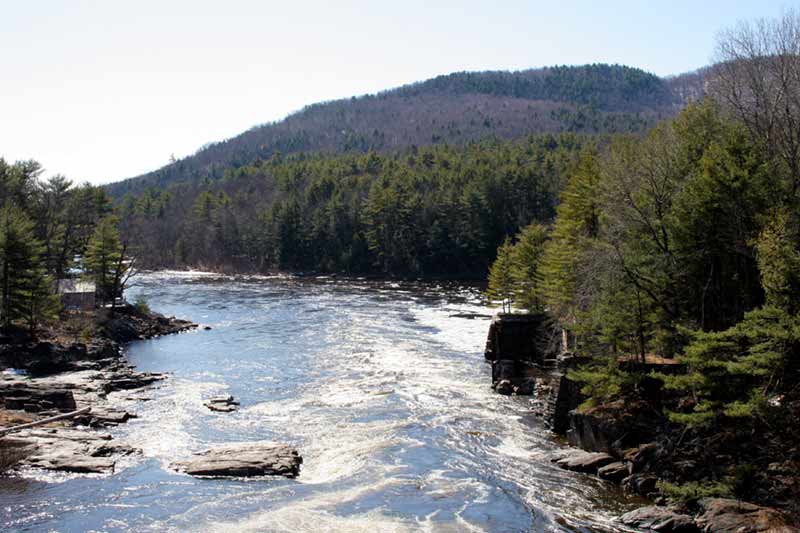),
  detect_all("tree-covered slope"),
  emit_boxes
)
[107,64,703,197]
